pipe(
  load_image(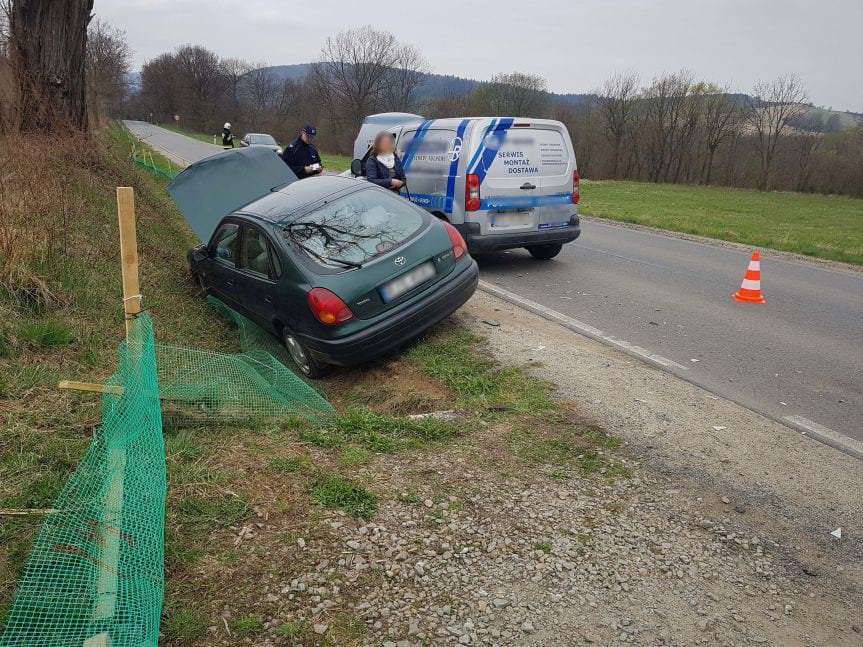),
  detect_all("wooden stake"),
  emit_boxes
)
[58,380,124,396]
[91,447,126,622]
[116,187,141,336]
[83,633,112,647]
[0,508,57,516]
[58,380,196,403]
[91,187,140,625]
